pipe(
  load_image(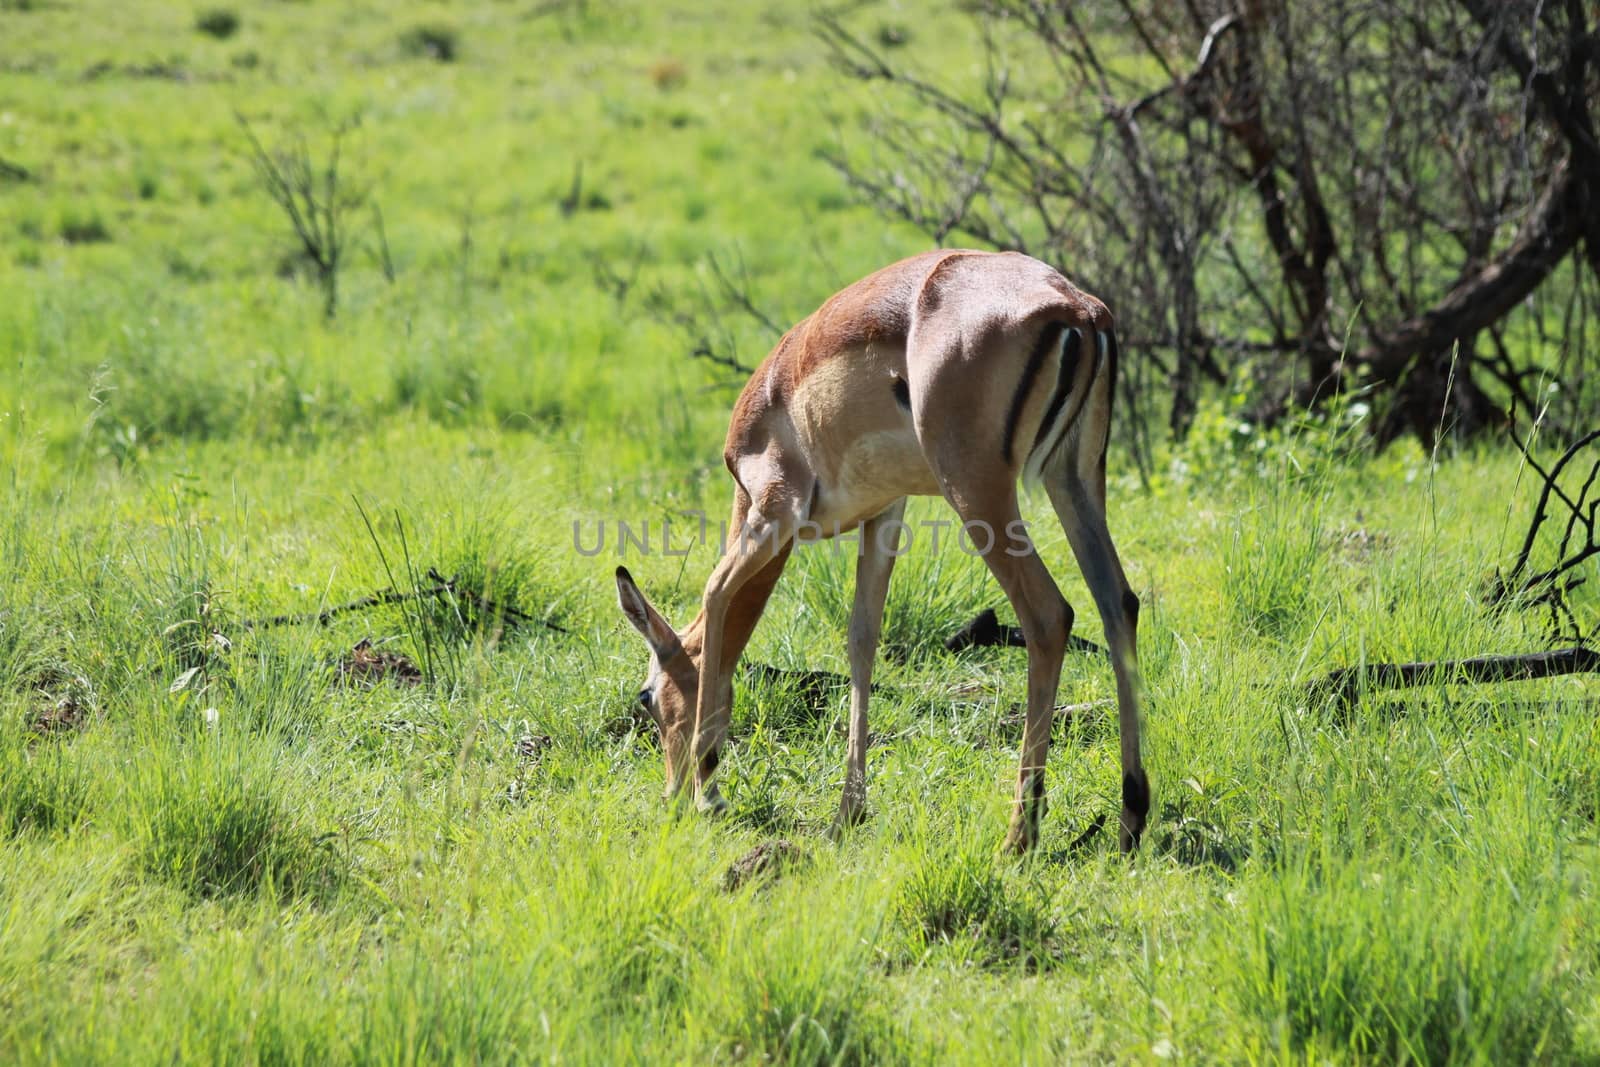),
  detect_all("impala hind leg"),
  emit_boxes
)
[835,498,906,833]
[1044,466,1147,852]
[938,483,1071,853]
